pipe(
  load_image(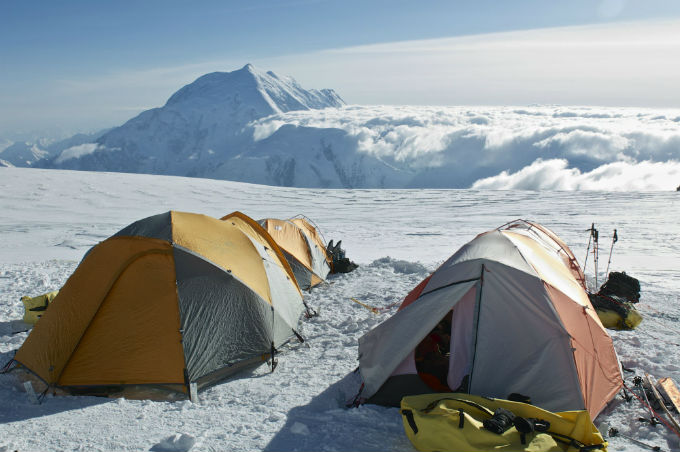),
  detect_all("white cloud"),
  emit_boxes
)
[264,19,680,107]
[471,158,680,191]
[55,143,100,164]
[534,130,630,160]
[248,104,680,189]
